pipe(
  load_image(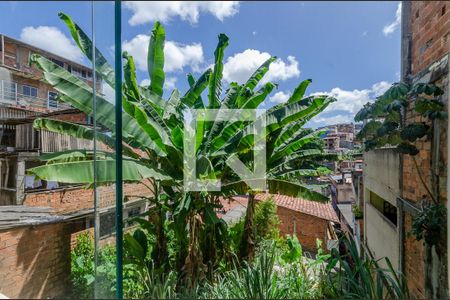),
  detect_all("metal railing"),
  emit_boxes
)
[0,80,71,111]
